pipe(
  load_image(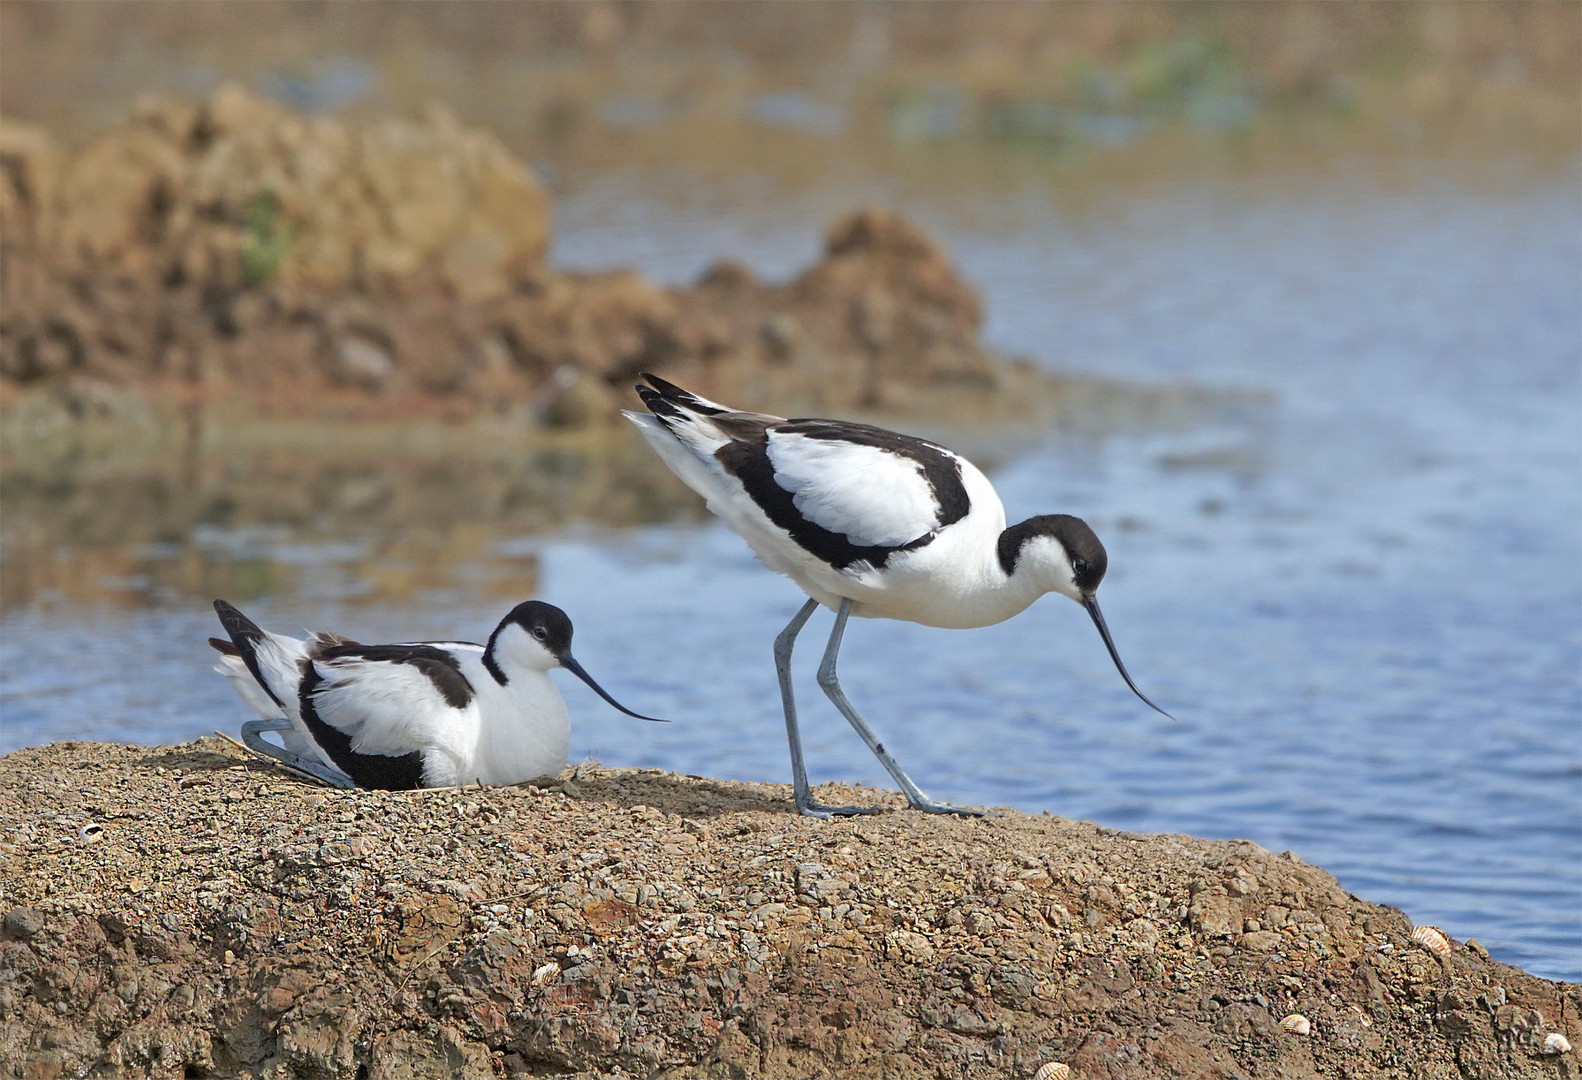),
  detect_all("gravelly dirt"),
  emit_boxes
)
[1,737,1576,1079]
